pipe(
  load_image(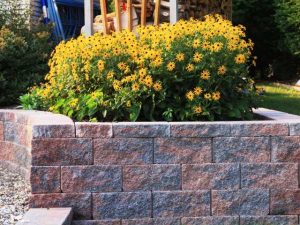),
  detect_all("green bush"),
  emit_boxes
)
[233,0,300,81]
[275,0,300,56]
[0,0,52,106]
